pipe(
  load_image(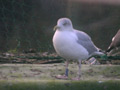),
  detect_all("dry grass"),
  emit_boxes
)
[0,63,120,90]
[0,63,119,81]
